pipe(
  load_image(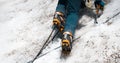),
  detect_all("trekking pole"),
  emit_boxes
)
[94,13,98,24]
[94,4,104,24]
[45,30,59,47]
[27,26,58,63]
[94,5,100,24]
[38,36,82,58]
[103,11,120,23]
